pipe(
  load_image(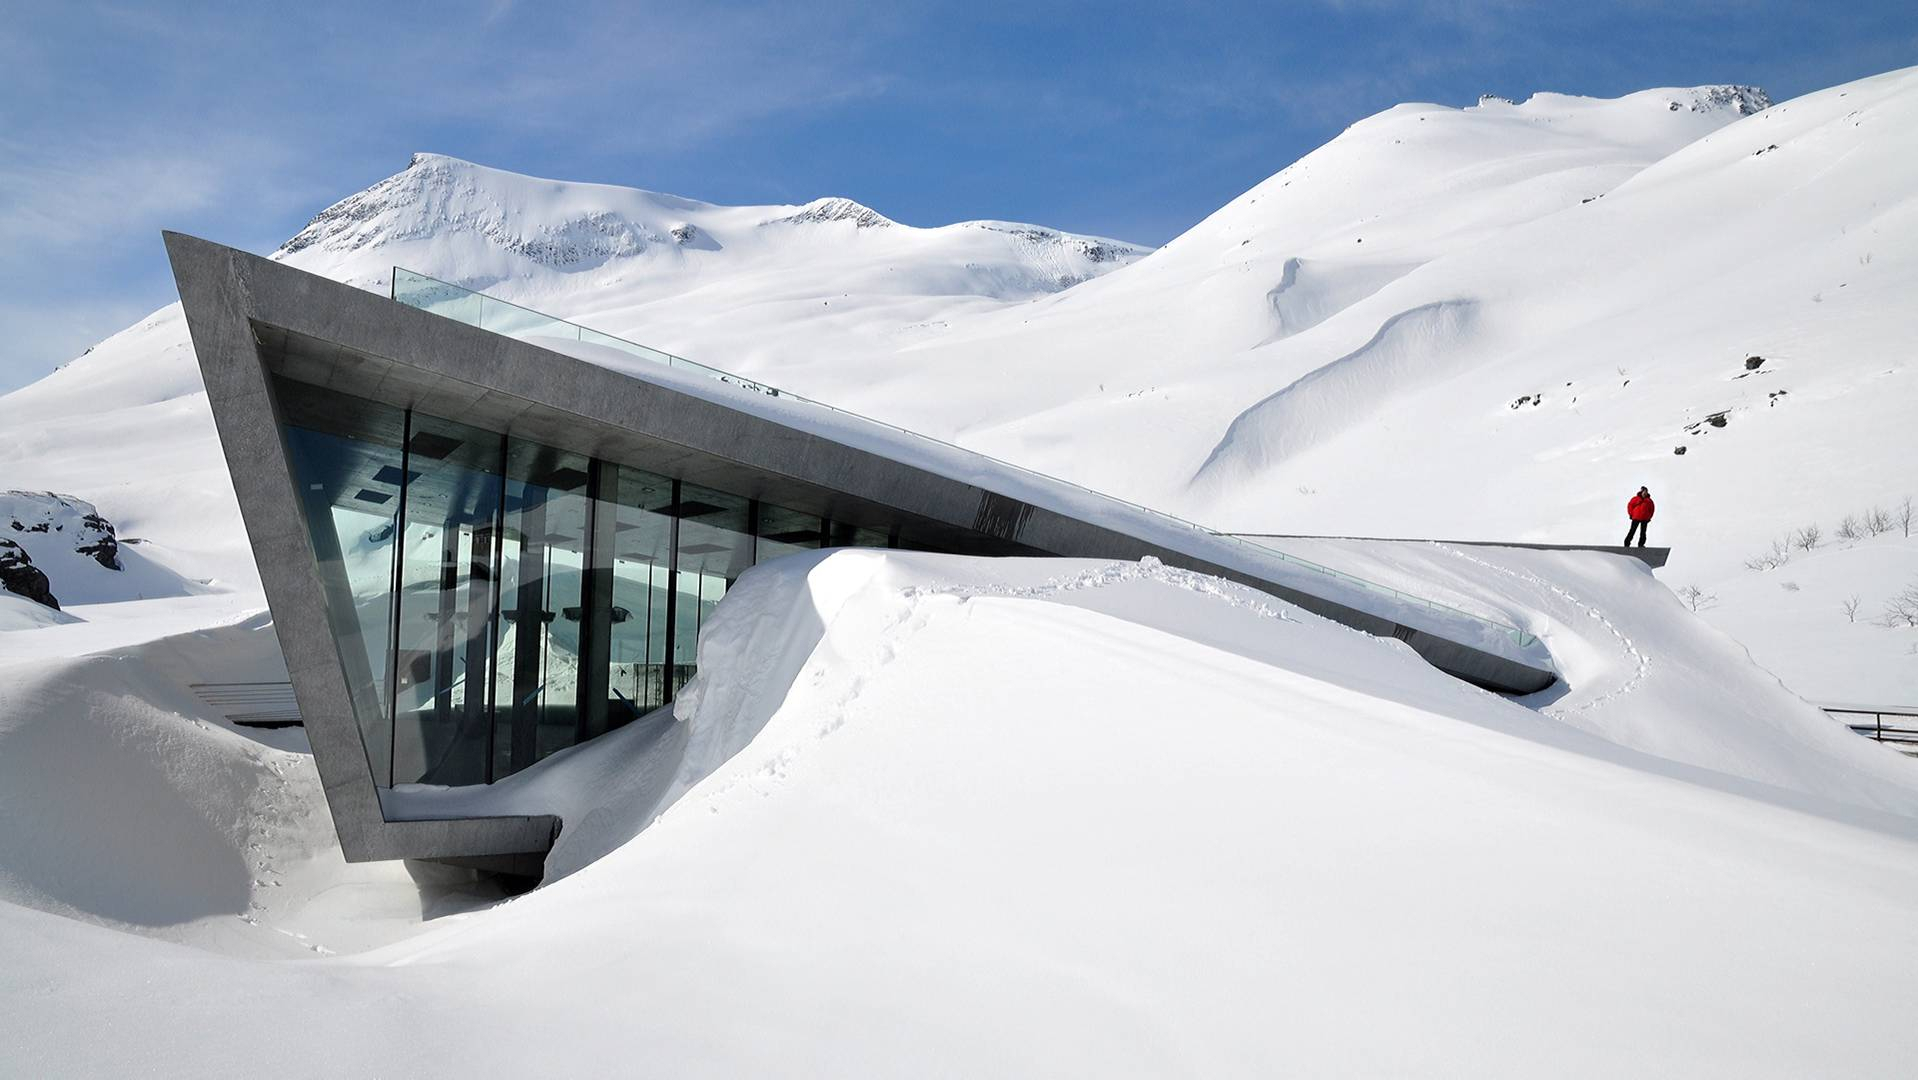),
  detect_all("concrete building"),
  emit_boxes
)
[166,232,1558,879]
